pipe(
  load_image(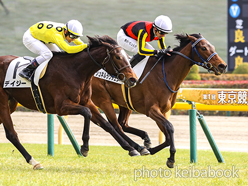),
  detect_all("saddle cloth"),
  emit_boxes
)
[94,56,149,84]
[3,56,49,88]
